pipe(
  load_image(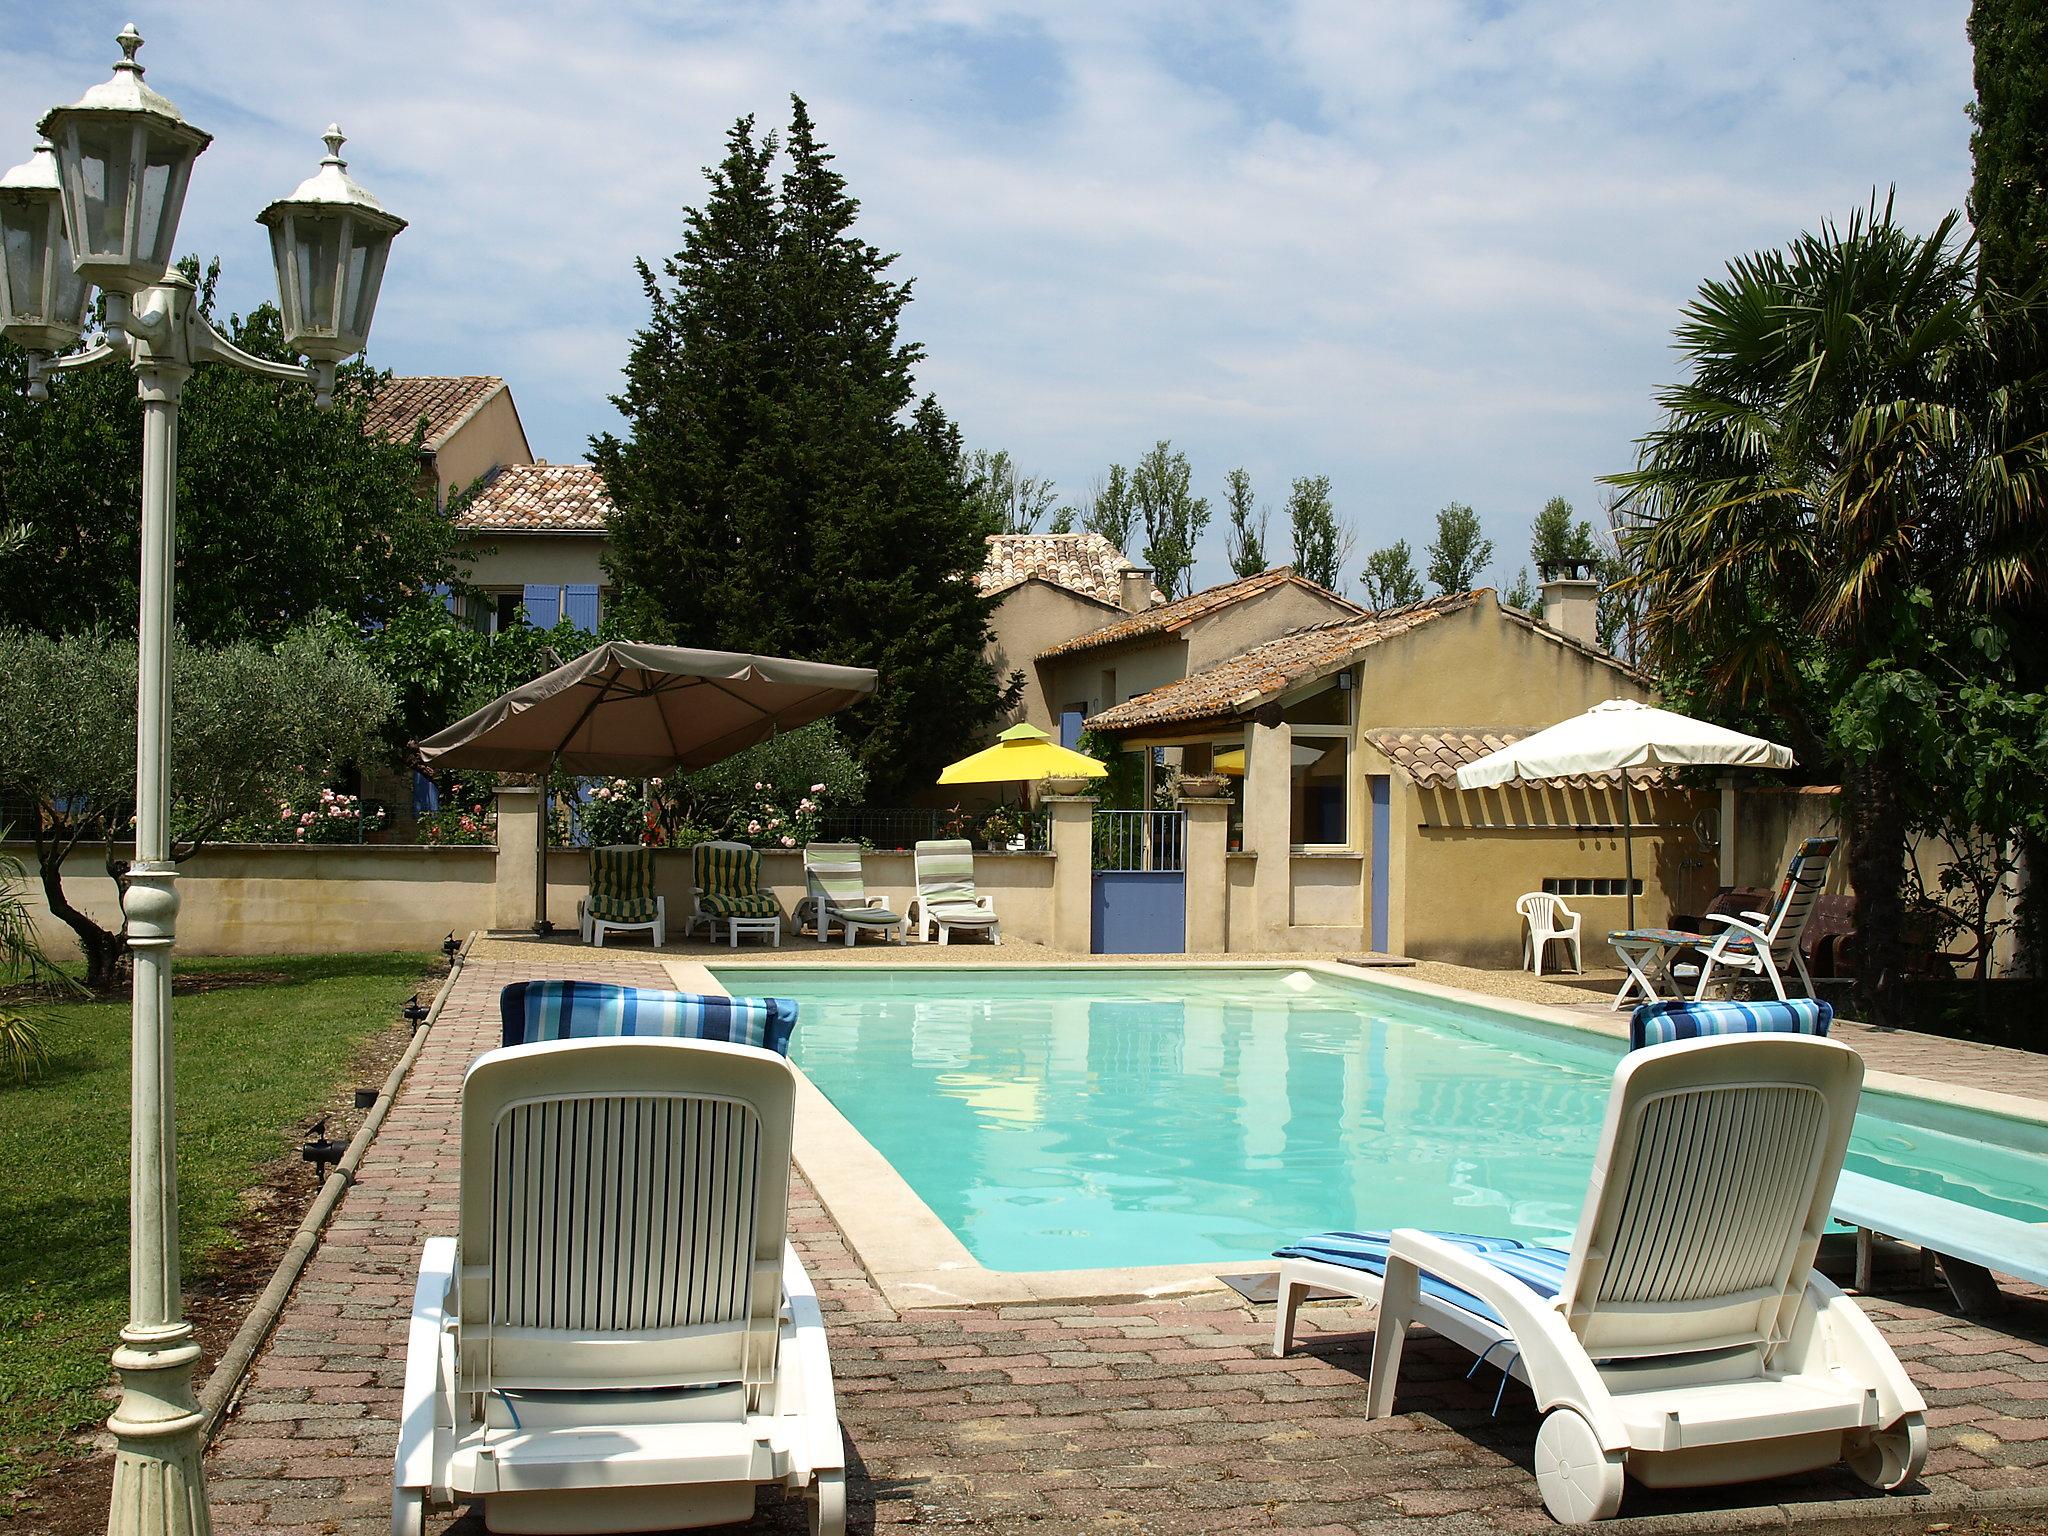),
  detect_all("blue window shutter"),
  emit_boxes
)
[1060,709,1084,749]
[563,584,600,633]
[521,583,560,628]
